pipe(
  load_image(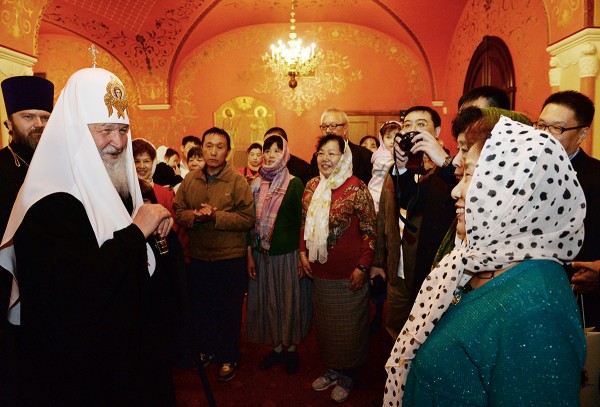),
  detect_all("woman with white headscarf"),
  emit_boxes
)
[299,134,376,403]
[384,117,586,406]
